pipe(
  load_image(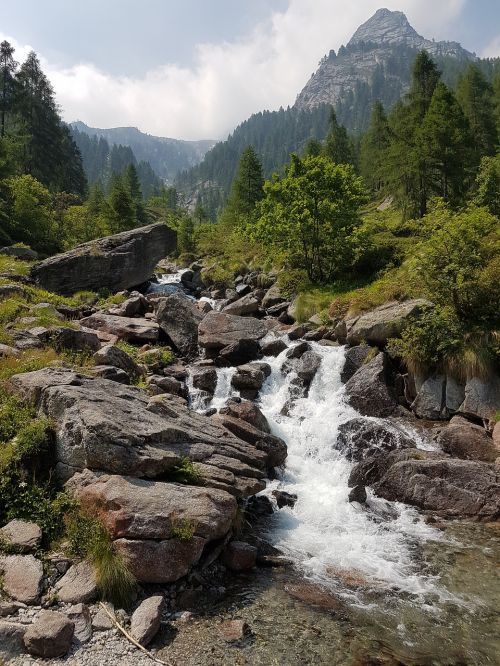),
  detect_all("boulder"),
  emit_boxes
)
[296,351,321,384]
[372,456,500,521]
[31,223,176,295]
[108,293,149,318]
[198,312,267,351]
[272,490,297,508]
[231,365,265,391]
[91,365,130,384]
[222,294,260,316]
[1,245,38,260]
[156,294,204,357]
[93,344,141,379]
[345,353,397,417]
[286,341,310,360]
[26,325,100,352]
[66,603,92,643]
[261,284,284,309]
[220,400,271,434]
[0,555,43,604]
[410,375,446,420]
[79,313,159,344]
[191,366,218,393]
[219,619,250,642]
[130,596,165,646]
[24,611,74,658]
[345,299,432,346]
[0,283,26,298]
[336,418,415,461]
[459,374,500,425]
[288,324,310,340]
[9,368,271,496]
[340,345,373,383]
[348,485,367,504]
[147,375,184,396]
[0,343,20,357]
[0,620,27,658]
[215,413,287,468]
[437,416,498,462]
[0,520,42,553]
[222,541,257,571]
[55,561,98,604]
[218,339,262,365]
[261,338,287,357]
